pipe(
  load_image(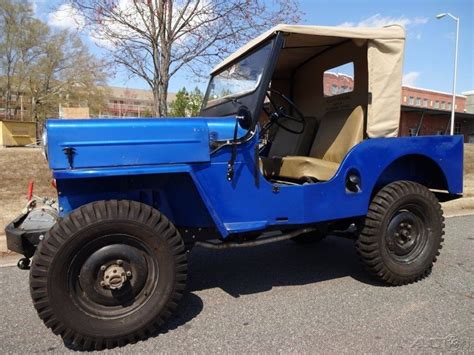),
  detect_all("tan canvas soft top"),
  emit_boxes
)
[212,24,406,138]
